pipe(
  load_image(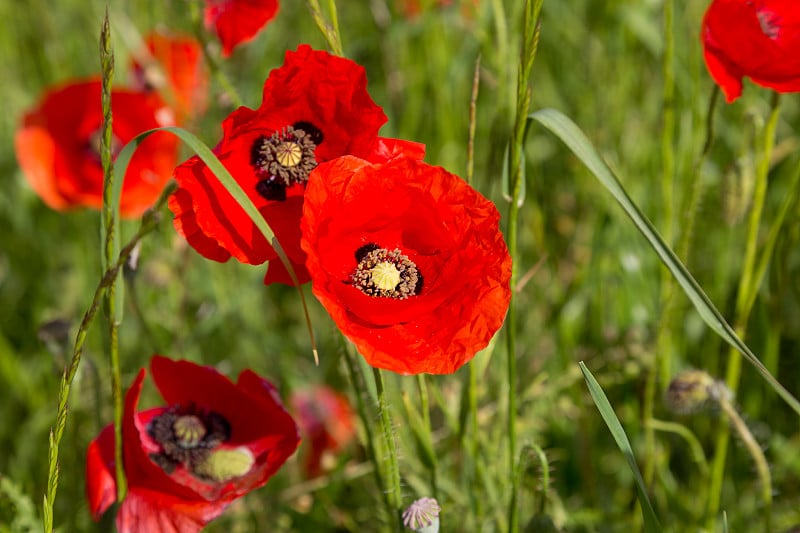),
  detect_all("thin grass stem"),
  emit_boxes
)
[99,11,126,503]
[306,0,343,57]
[42,183,175,533]
[506,1,542,530]
[707,92,780,528]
